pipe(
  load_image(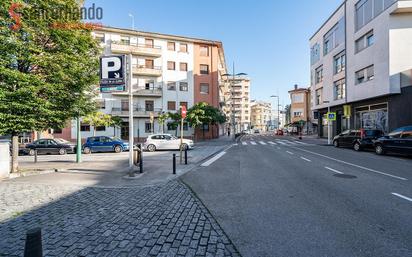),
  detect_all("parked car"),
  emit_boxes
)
[374,126,412,155]
[26,138,76,155]
[82,136,129,154]
[333,129,384,151]
[144,134,194,152]
[275,129,284,136]
[254,130,260,134]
